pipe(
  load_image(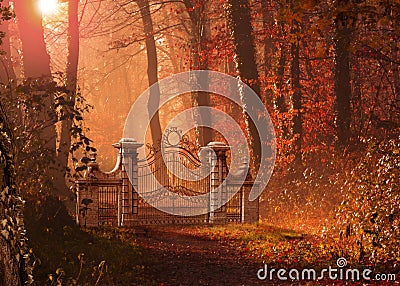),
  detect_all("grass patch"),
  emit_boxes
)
[194,223,399,284]
[24,196,155,285]
[194,223,336,268]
